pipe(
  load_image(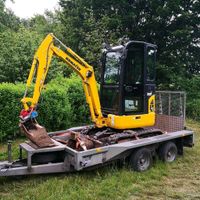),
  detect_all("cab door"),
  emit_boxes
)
[122,43,156,115]
[123,43,145,115]
[100,51,122,115]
